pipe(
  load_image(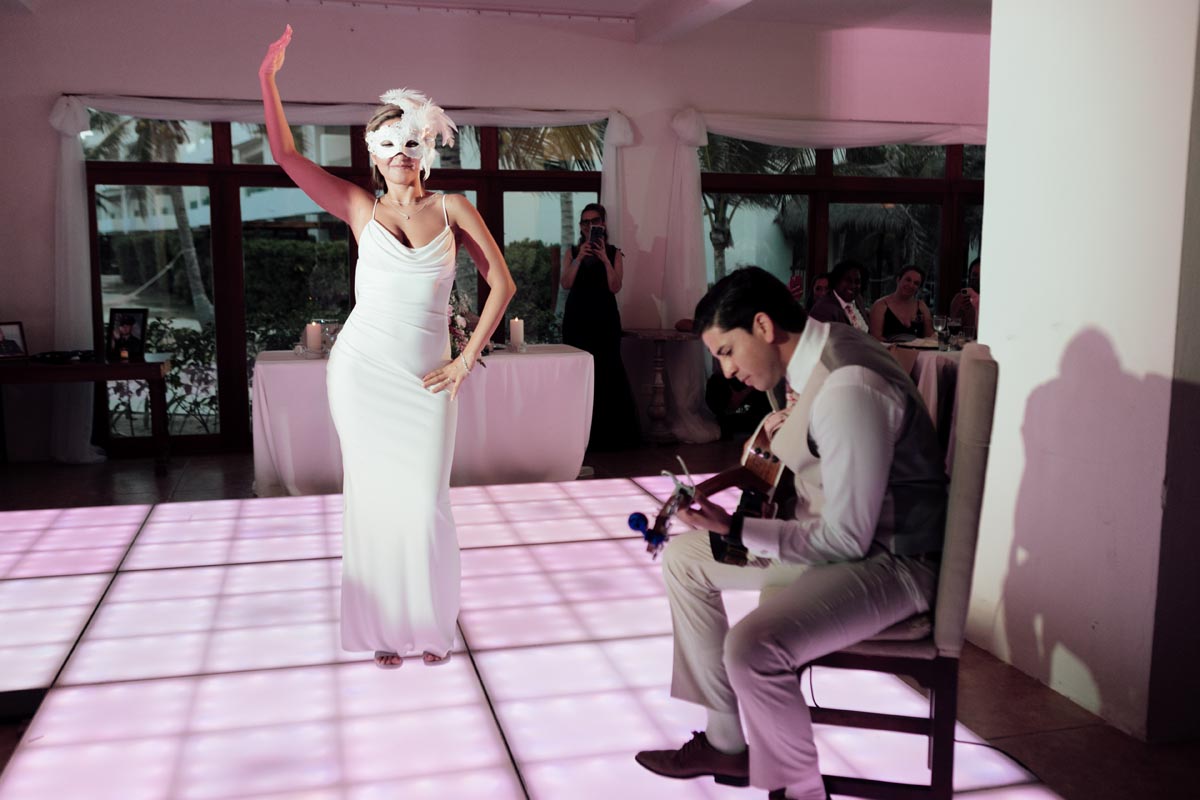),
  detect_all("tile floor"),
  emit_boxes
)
[0,446,1194,799]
